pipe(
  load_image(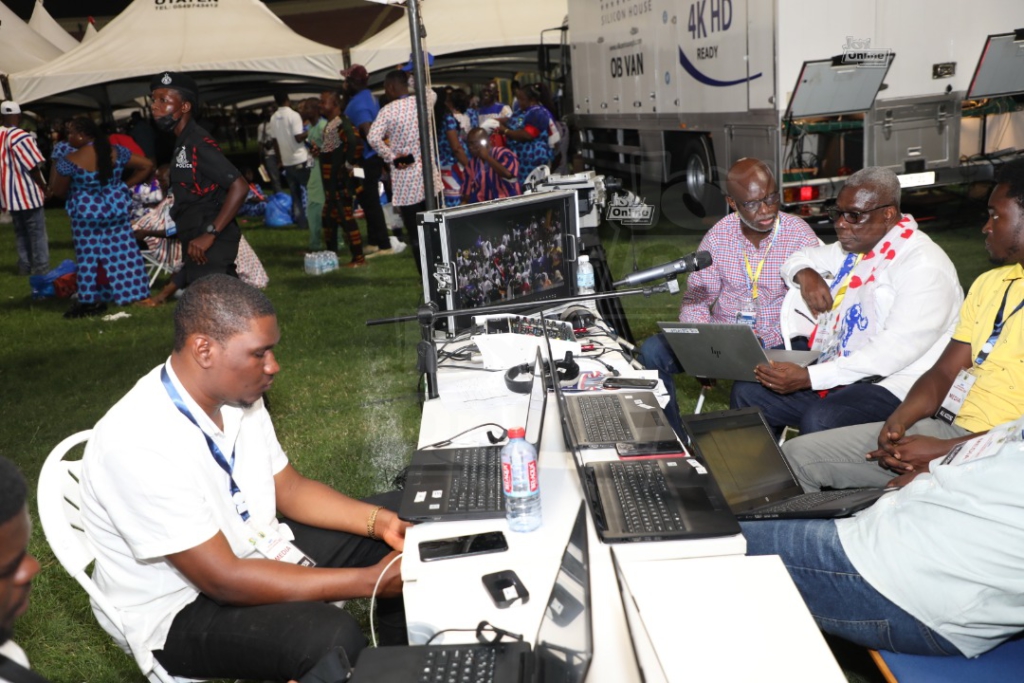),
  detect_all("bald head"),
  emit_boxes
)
[725,158,780,233]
